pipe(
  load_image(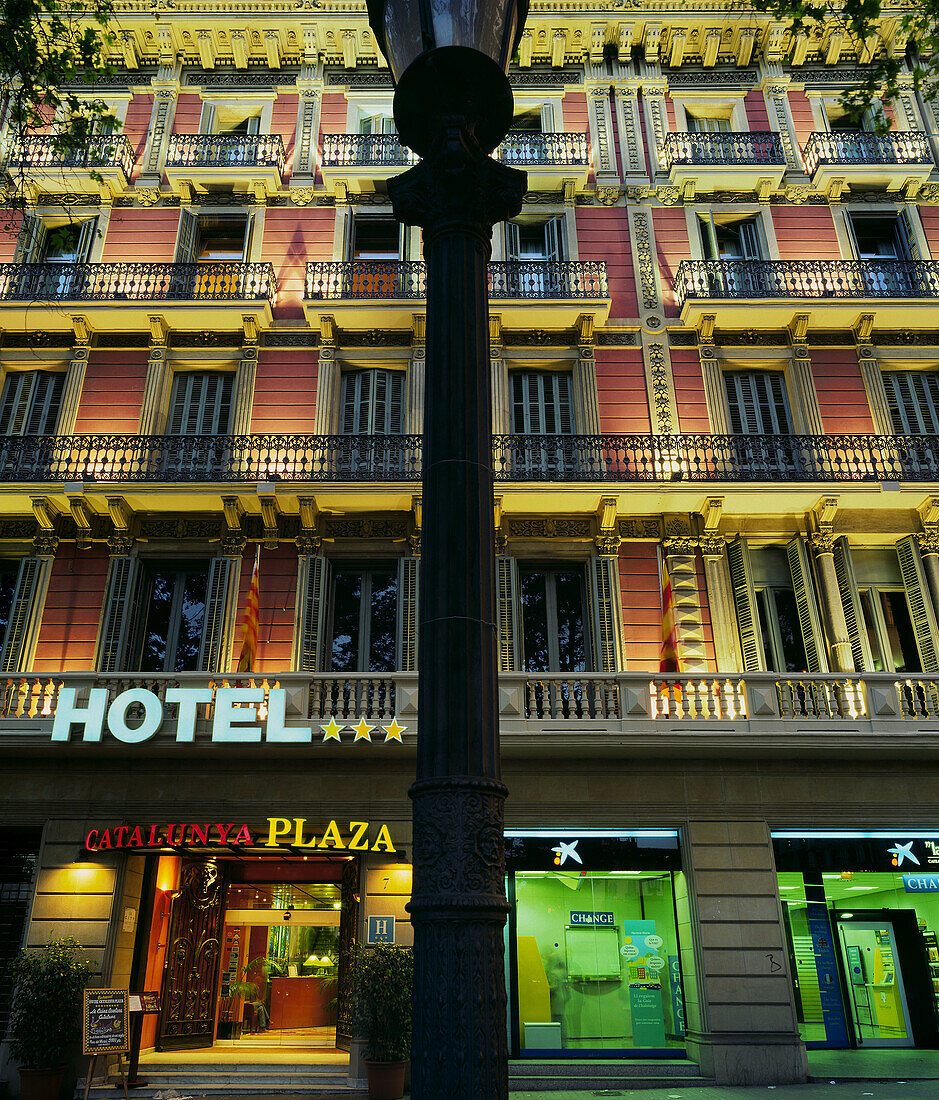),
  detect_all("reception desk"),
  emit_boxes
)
[269,976,335,1029]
